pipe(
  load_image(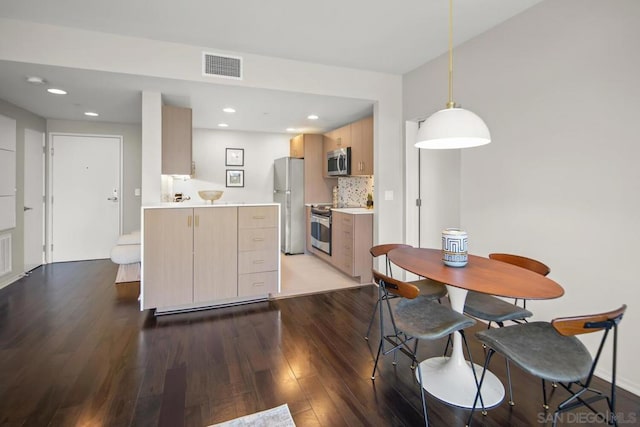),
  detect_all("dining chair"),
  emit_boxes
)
[467,305,627,427]
[365,244,447,341]
[462,252,550,405]
[370,269,476,426]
